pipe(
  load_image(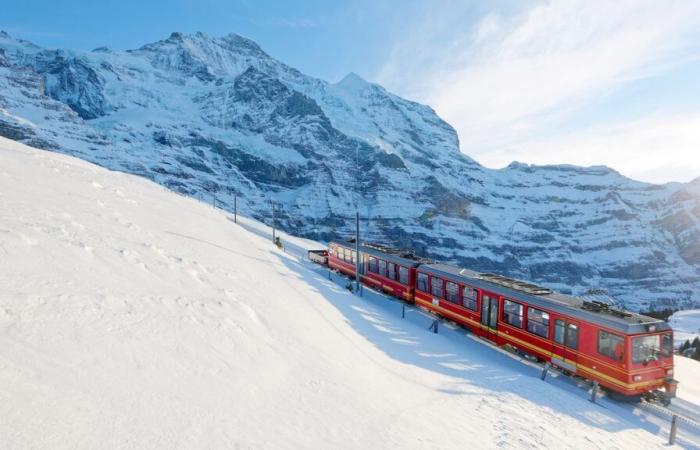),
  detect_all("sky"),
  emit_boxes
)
[2,0,700,184]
